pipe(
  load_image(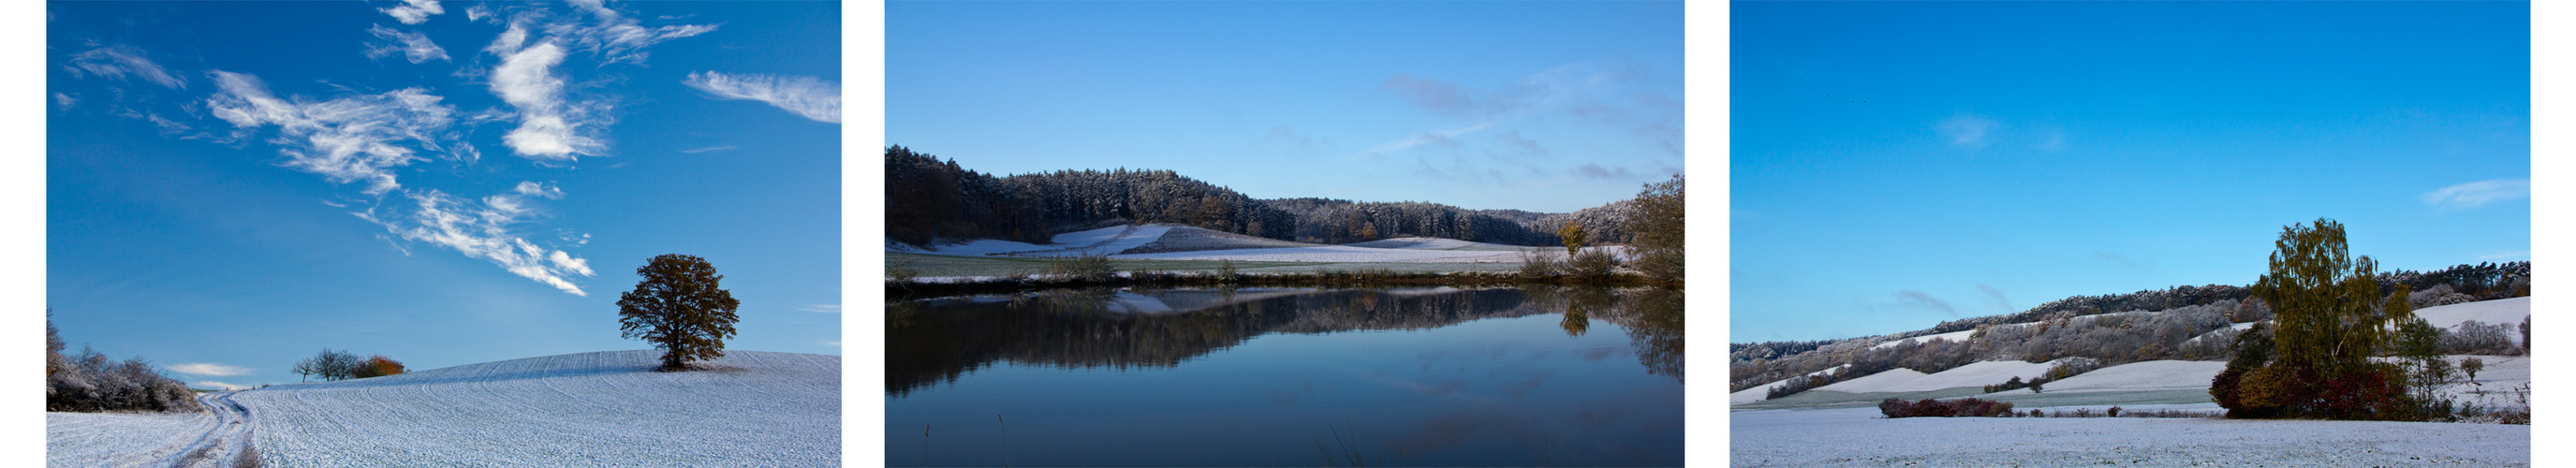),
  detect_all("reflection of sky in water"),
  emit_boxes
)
[887,311,1683,467]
